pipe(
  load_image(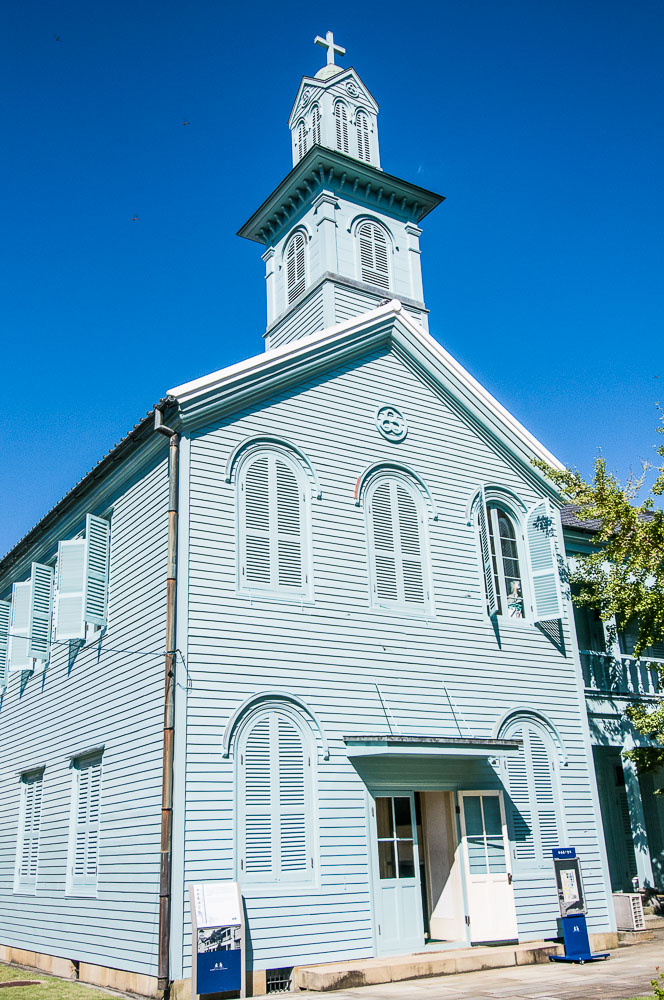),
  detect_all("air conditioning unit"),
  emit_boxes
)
[613,892,646,931]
